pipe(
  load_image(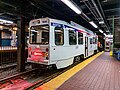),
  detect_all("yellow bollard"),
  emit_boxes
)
[110,51,113,56]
